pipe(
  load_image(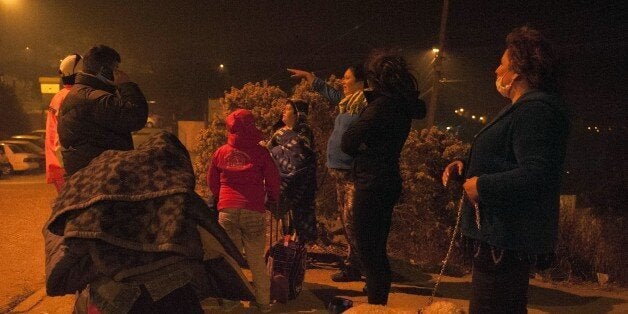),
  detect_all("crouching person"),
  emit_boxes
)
[208,109,281,313]
[44,132,254,313]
